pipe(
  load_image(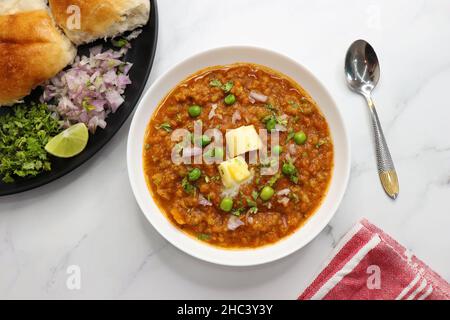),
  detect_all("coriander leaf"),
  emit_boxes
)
[0,103,62,183]
[222,81,234,93]
[181,176,195,194]
[209,79,222,87]
[197,233,211,241]
[111,38,128,48]
[157,122,172,132]
[248,207,258,214]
